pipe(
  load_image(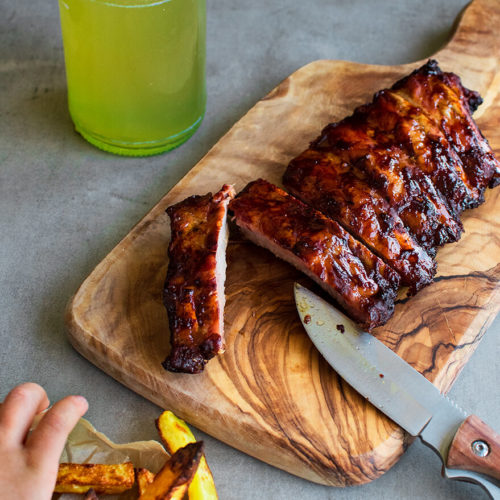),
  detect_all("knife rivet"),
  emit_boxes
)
[471,440,489,457]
